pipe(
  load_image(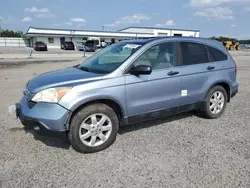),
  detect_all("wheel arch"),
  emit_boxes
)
[206,81,231,102]
[65,97,125,130]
